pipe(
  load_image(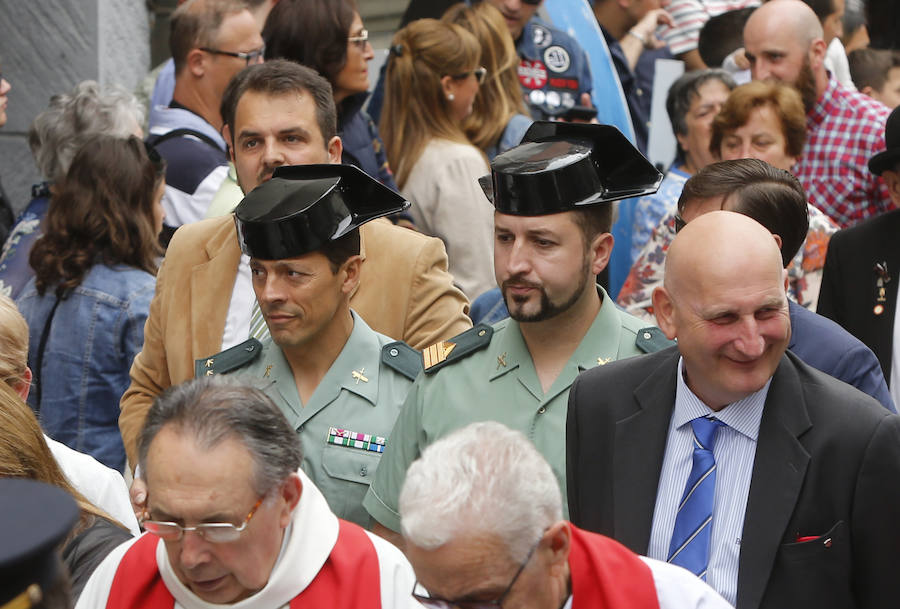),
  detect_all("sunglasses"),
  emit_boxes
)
[450,66,488,85]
